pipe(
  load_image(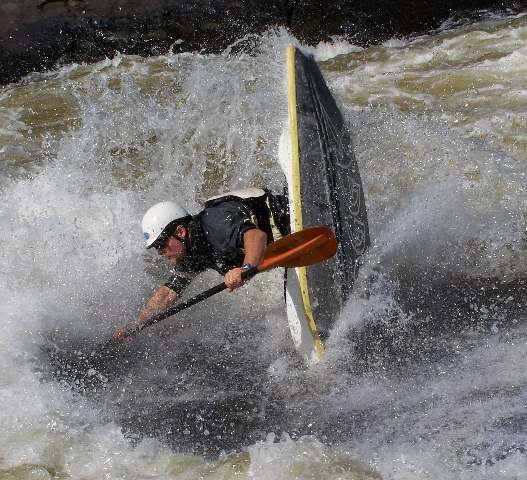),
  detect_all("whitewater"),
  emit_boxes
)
[1,11,527,480]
